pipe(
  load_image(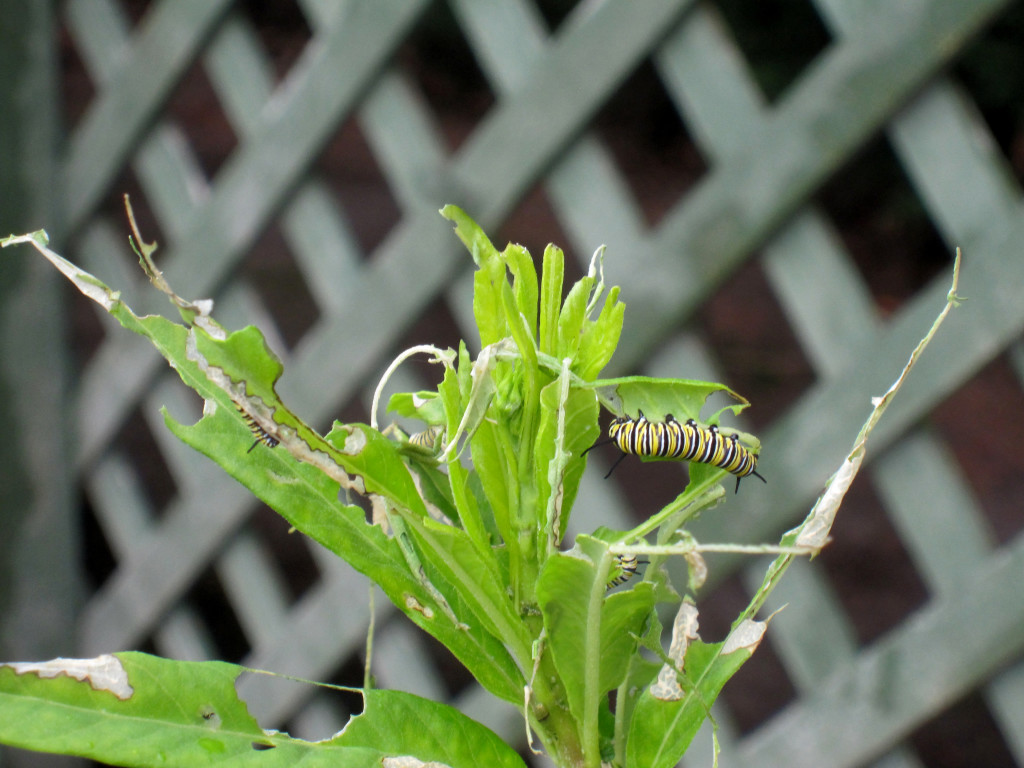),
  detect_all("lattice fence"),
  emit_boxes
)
[4,0,1024,766]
